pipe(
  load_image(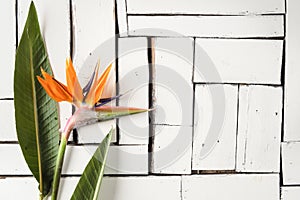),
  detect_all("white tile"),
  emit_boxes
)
[77,120,117,143]
[116,0,128,37]
[193,84,238,170]
[0,101,16,141]
[153,125,192,174]
[72,0,115,69]
[0,144,31,175]
[284,0,300,141]
[127,0,285,14]
[182,174,279,200]
[282,142,300,185]
[281,187,300,200]
[236,86,282,172]
[128,15,284,38]
[154,38,193,126]
[18,0,72,128]
[194,39,283,84]
[118,37,149,145]
[62,144,148,175]
[62,176,181,200]
[0,1,15,98]
[0,178,39,199]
